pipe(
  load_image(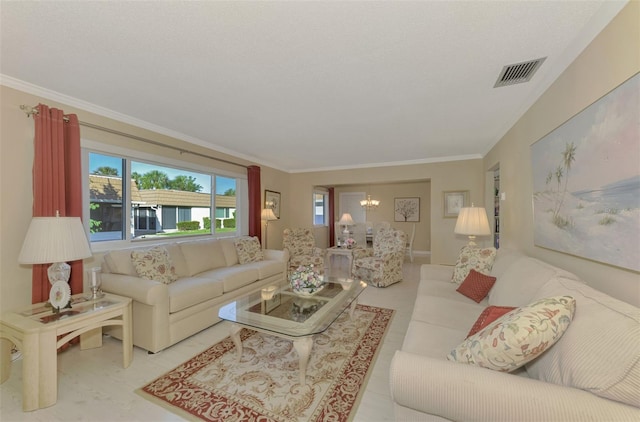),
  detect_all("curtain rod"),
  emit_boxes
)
[19,104,248,169]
